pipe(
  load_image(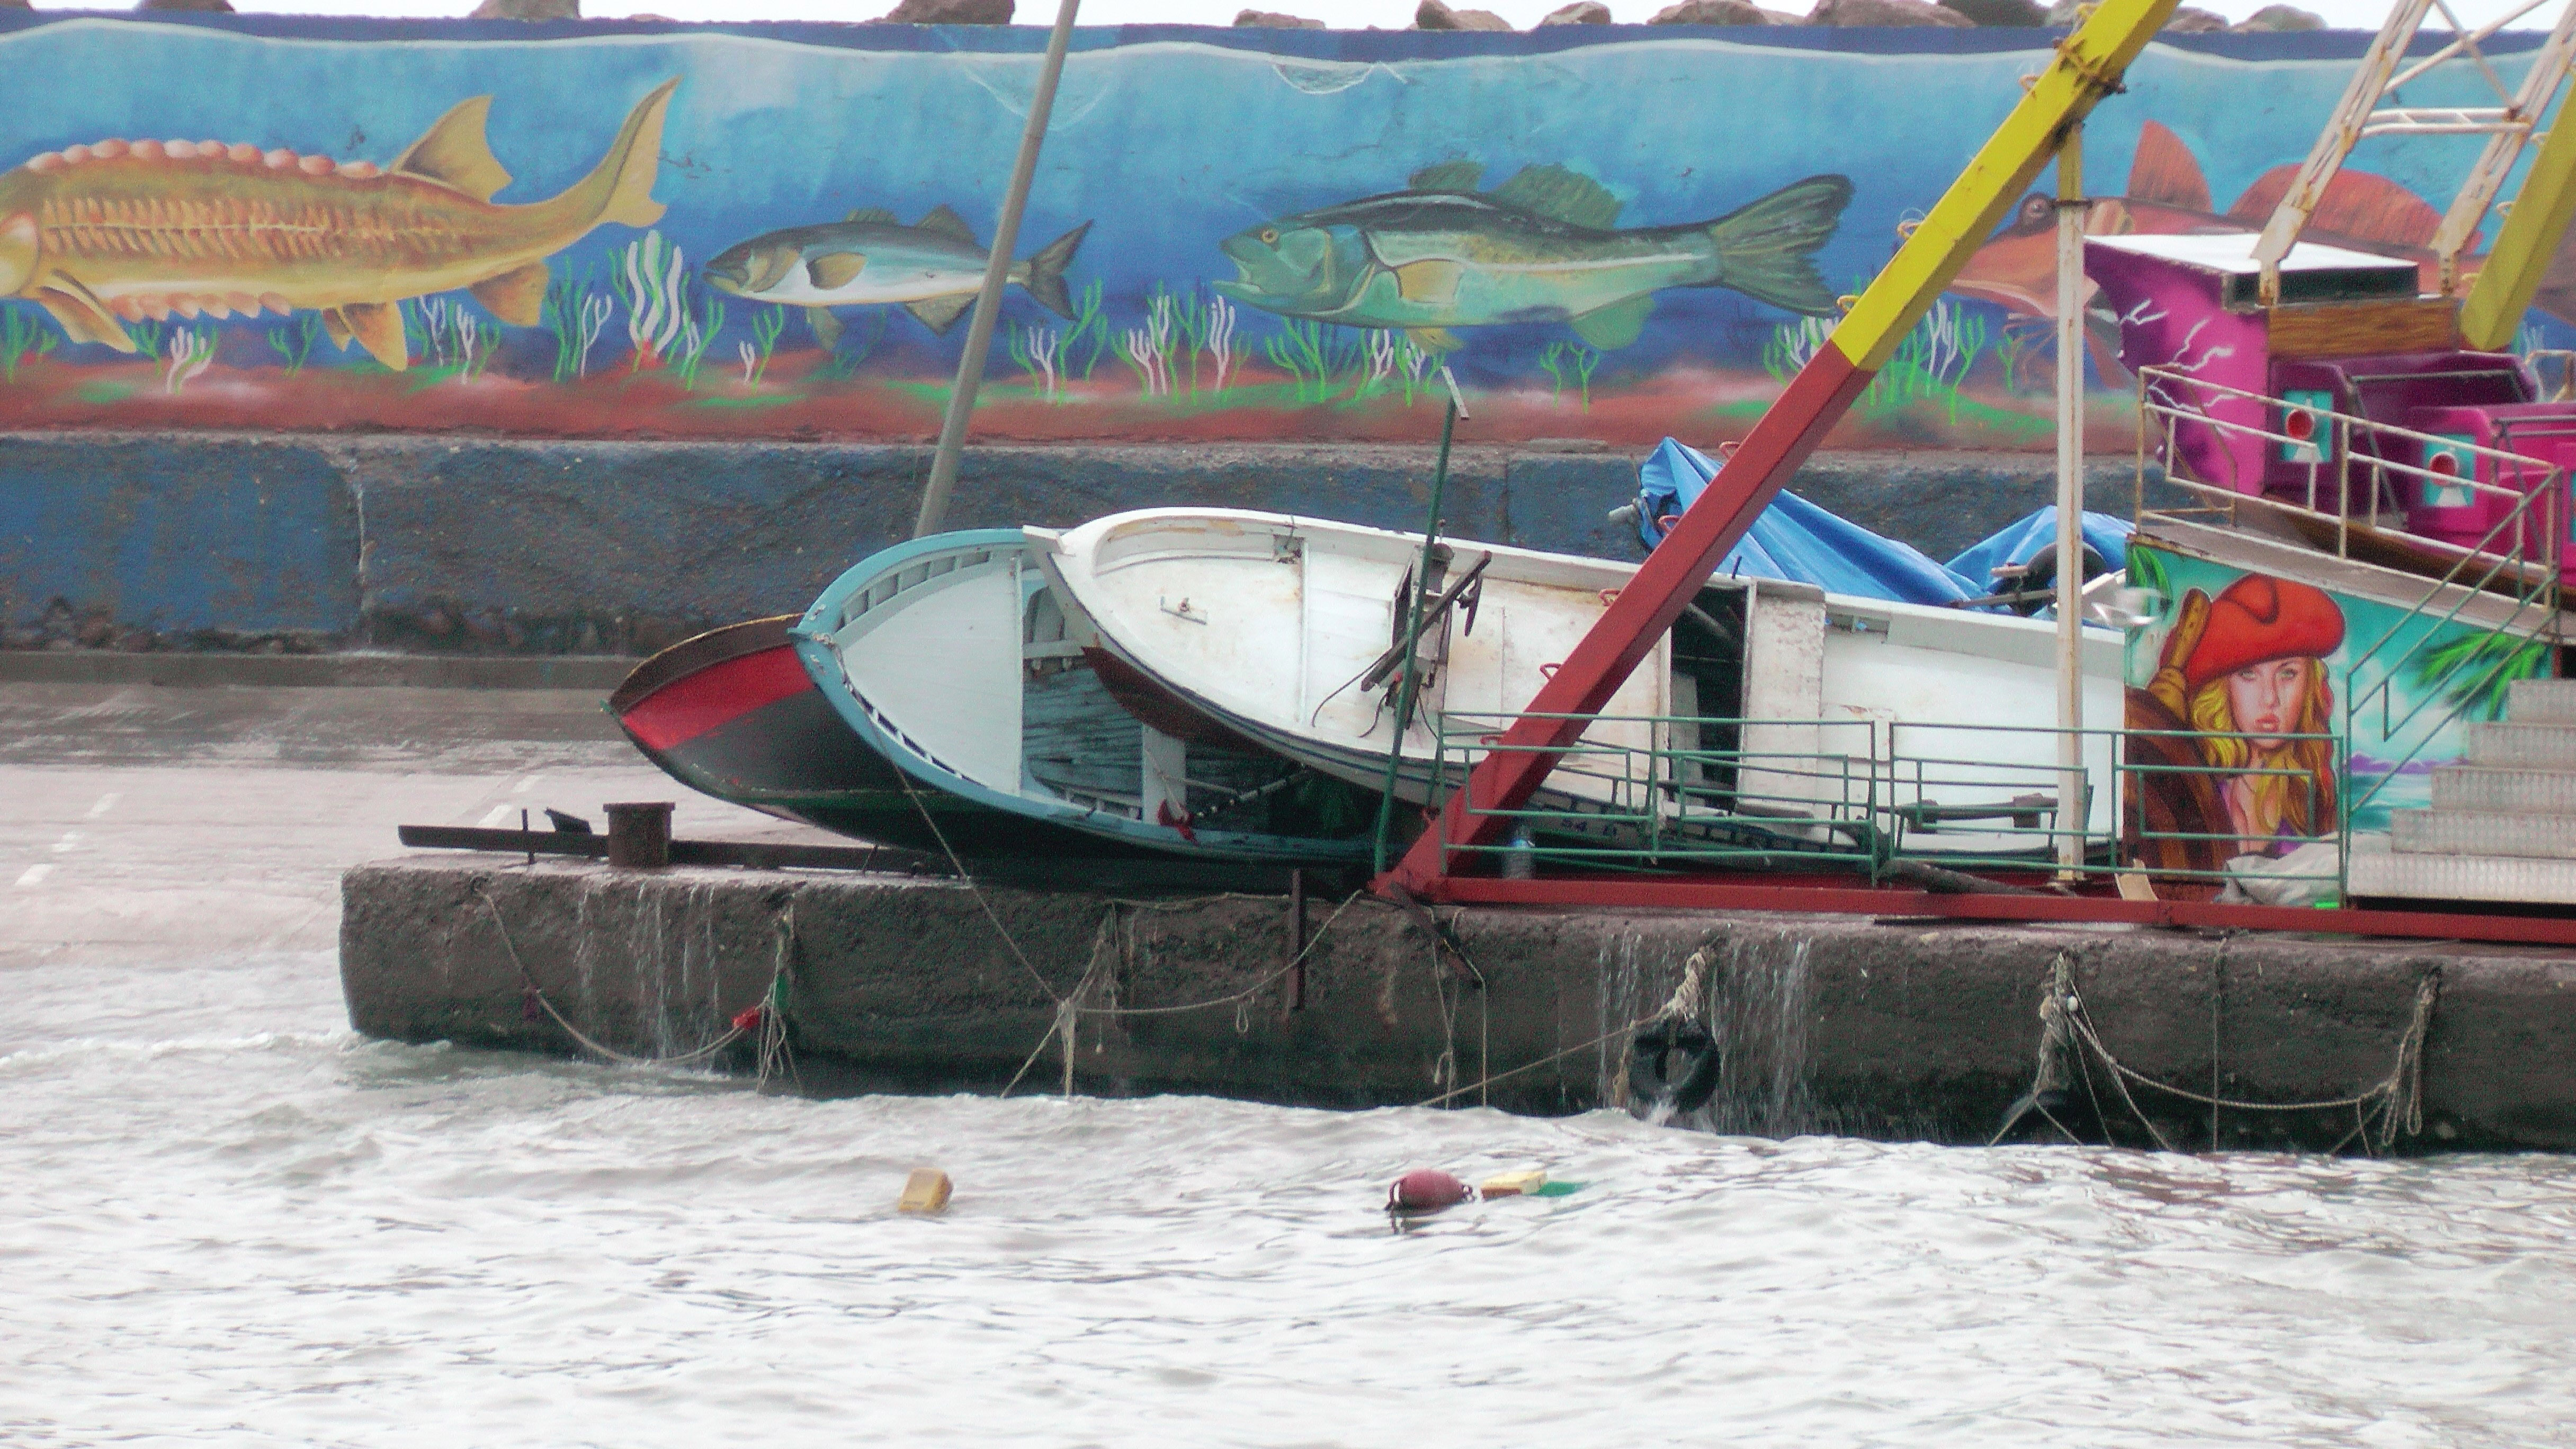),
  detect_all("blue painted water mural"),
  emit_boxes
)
[0,14,2556,440]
